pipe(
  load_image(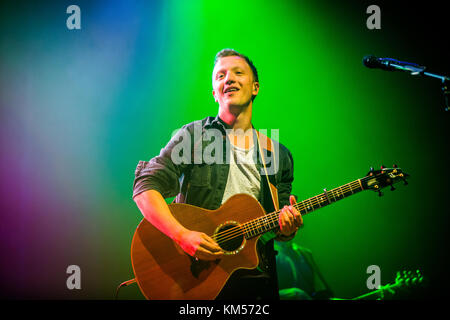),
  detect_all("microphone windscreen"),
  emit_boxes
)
[362,55,379,68]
